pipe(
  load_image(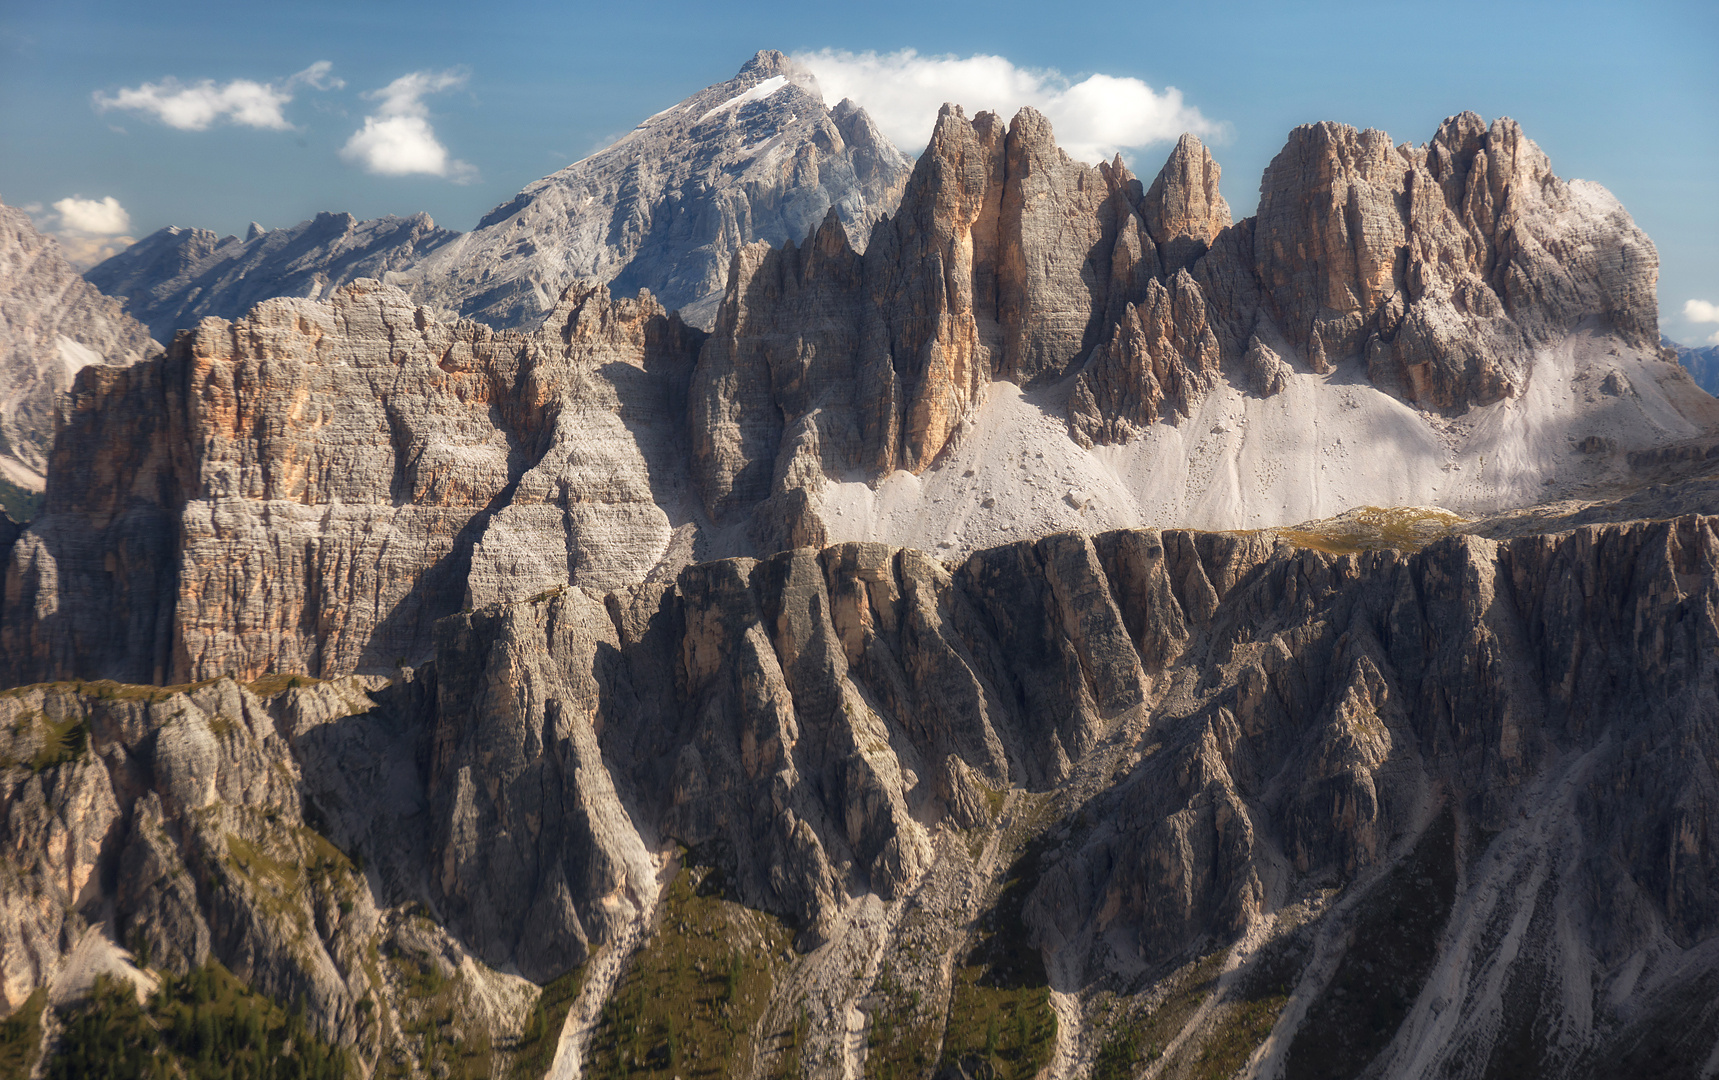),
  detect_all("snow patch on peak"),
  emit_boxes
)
[698,76,788,123]
[55,335,102,382]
